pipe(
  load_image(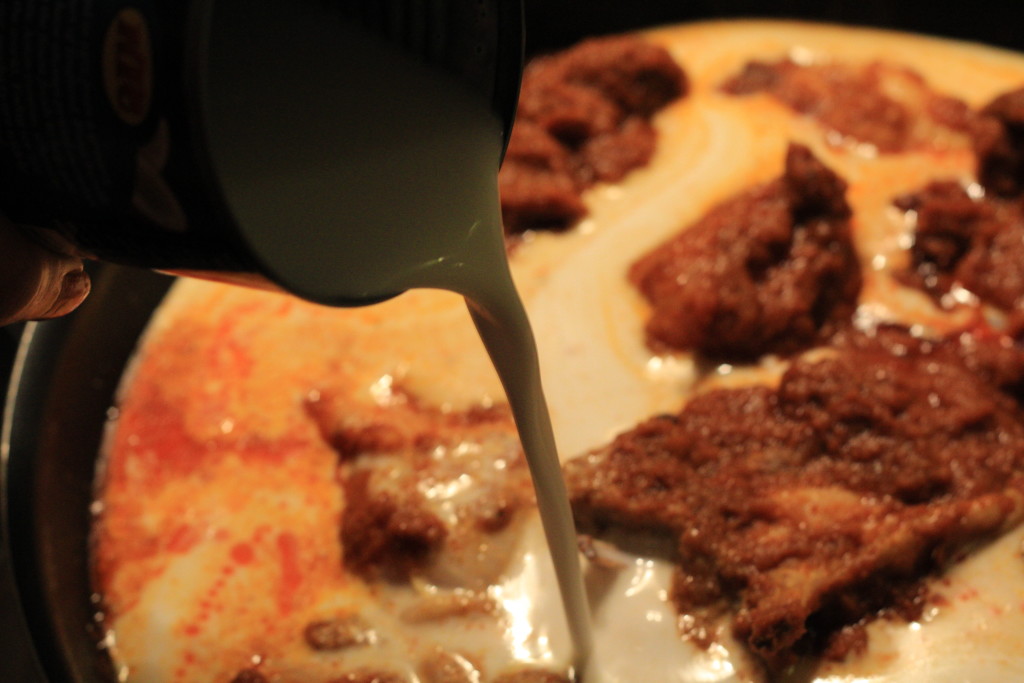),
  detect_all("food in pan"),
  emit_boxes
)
[92,20,1024,683]
[499,35,686,234]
